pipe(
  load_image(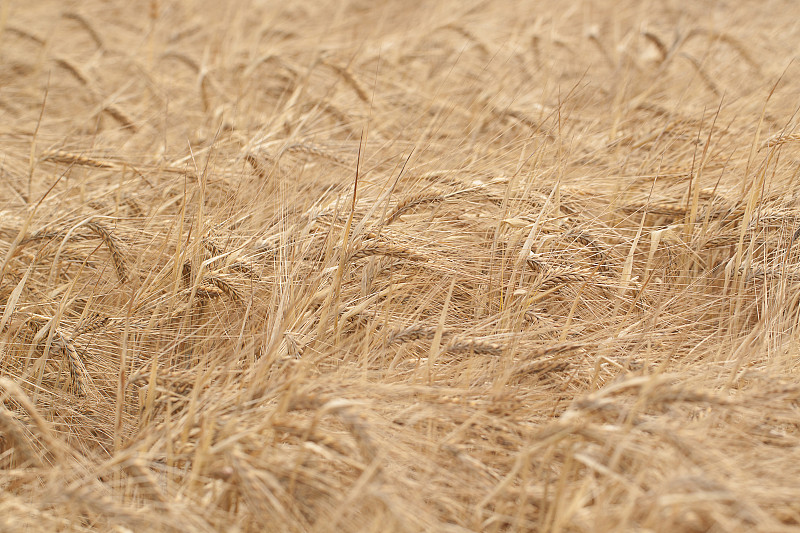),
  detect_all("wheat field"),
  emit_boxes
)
[2,1,800,531]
